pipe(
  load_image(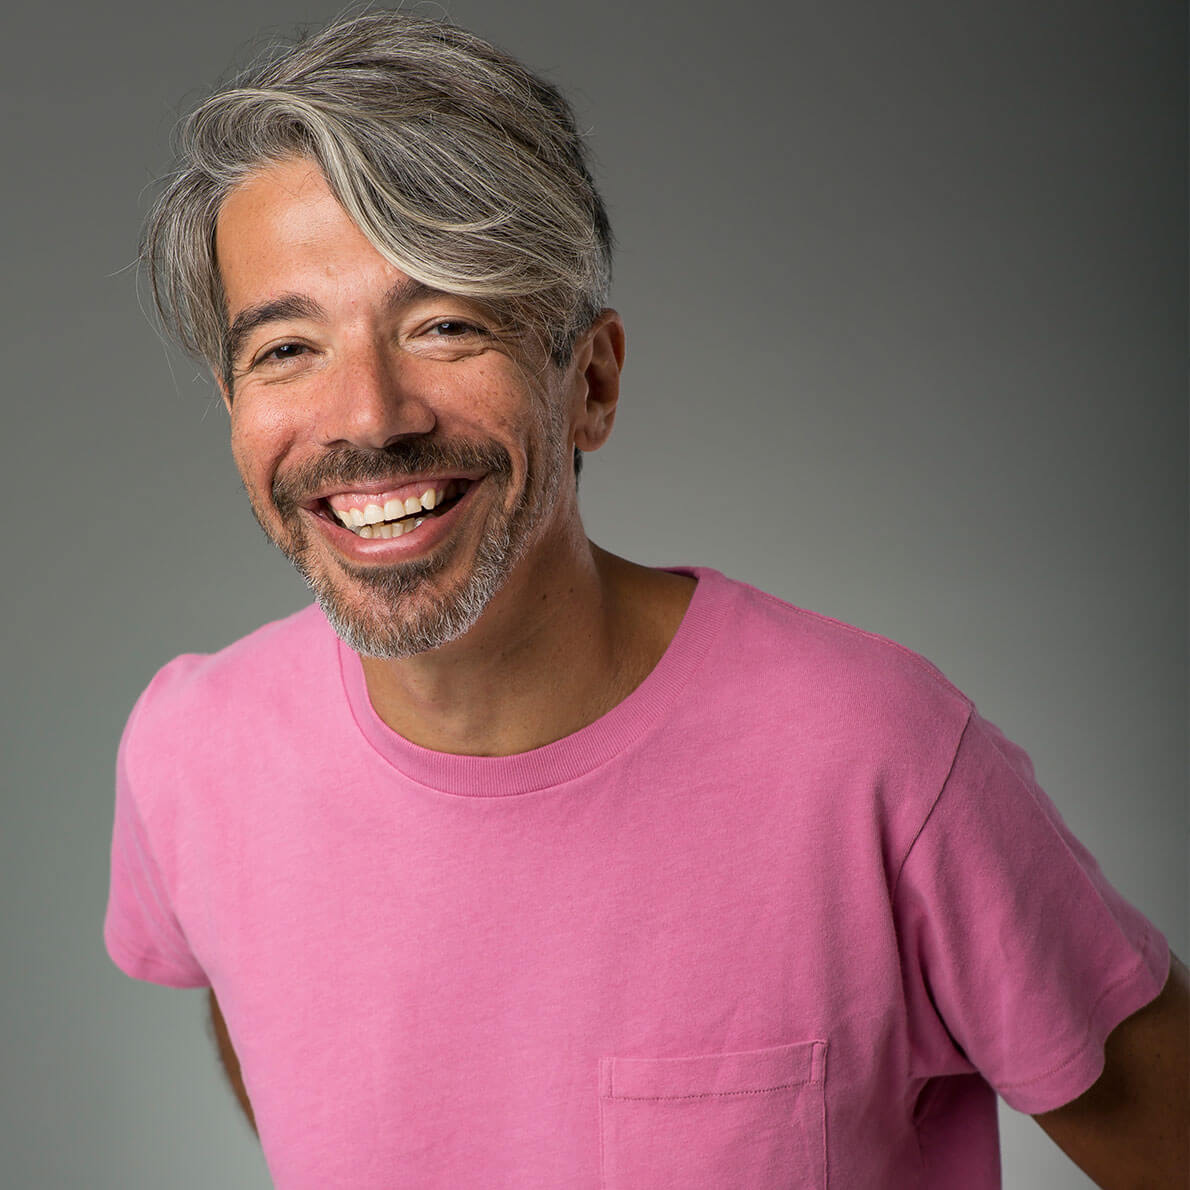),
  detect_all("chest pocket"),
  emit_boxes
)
[598,1040,827,1189]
